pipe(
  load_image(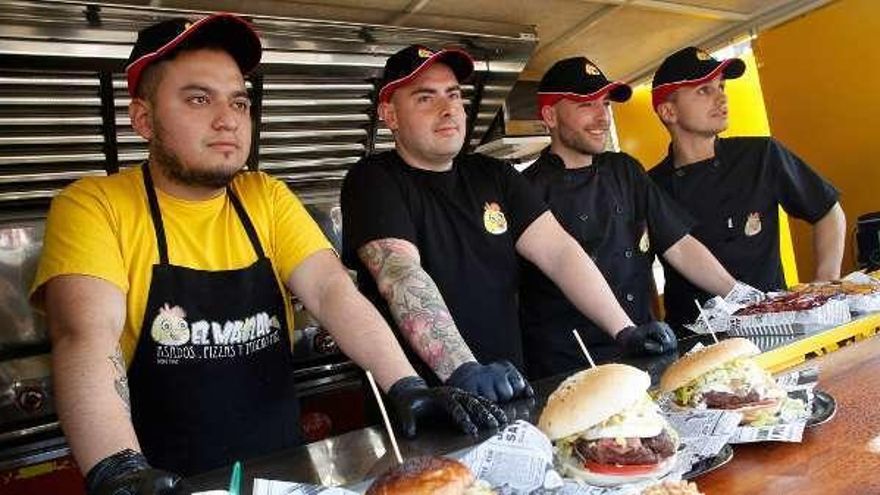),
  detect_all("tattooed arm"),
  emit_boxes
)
[358,238,476,381]
[44,275,141,474]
